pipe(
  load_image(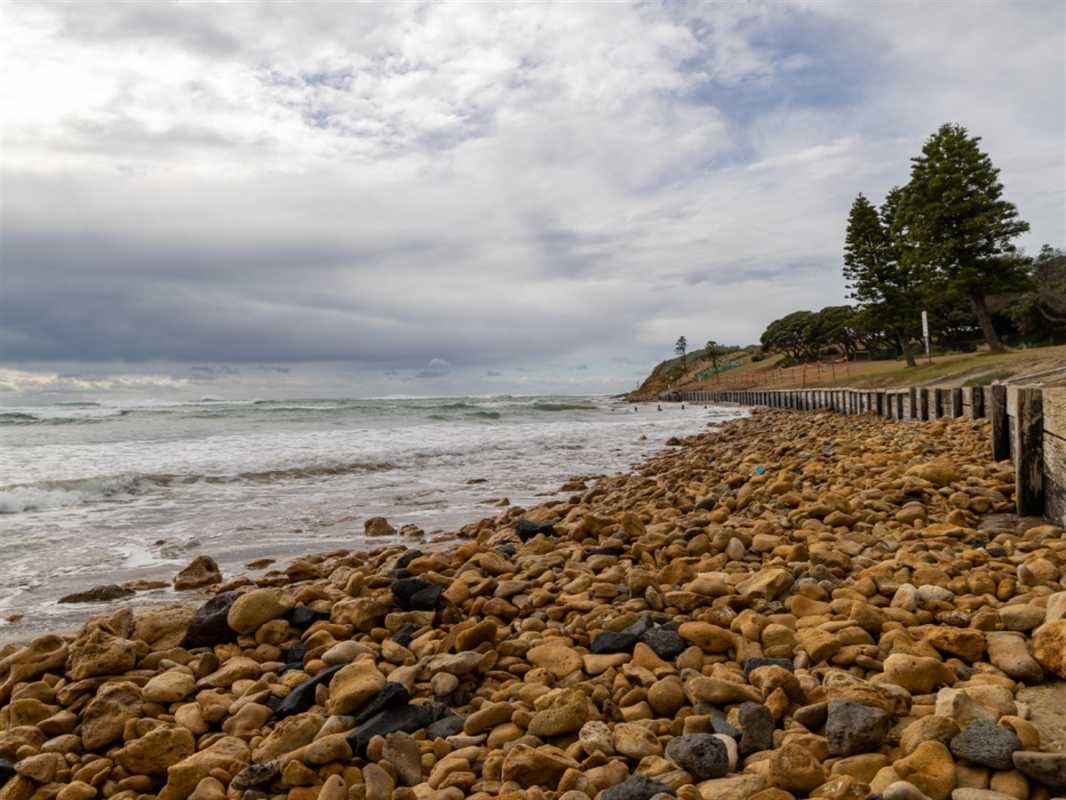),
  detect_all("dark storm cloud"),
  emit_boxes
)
[0,221,635,365]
